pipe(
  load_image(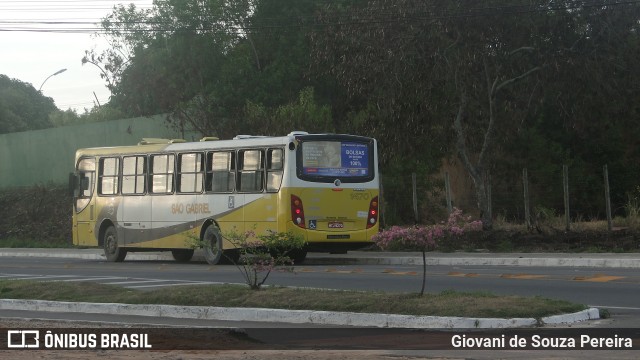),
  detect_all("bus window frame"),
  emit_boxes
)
[237,148,265,193]
[266,147,284,193]
[206,149,236,194]
[122,155,148,196]
[98,156,121,196]
[177,152,204,194]
[149,153,176,195]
